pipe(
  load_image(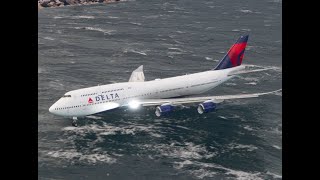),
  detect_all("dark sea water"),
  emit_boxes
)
[38,0,282,179]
